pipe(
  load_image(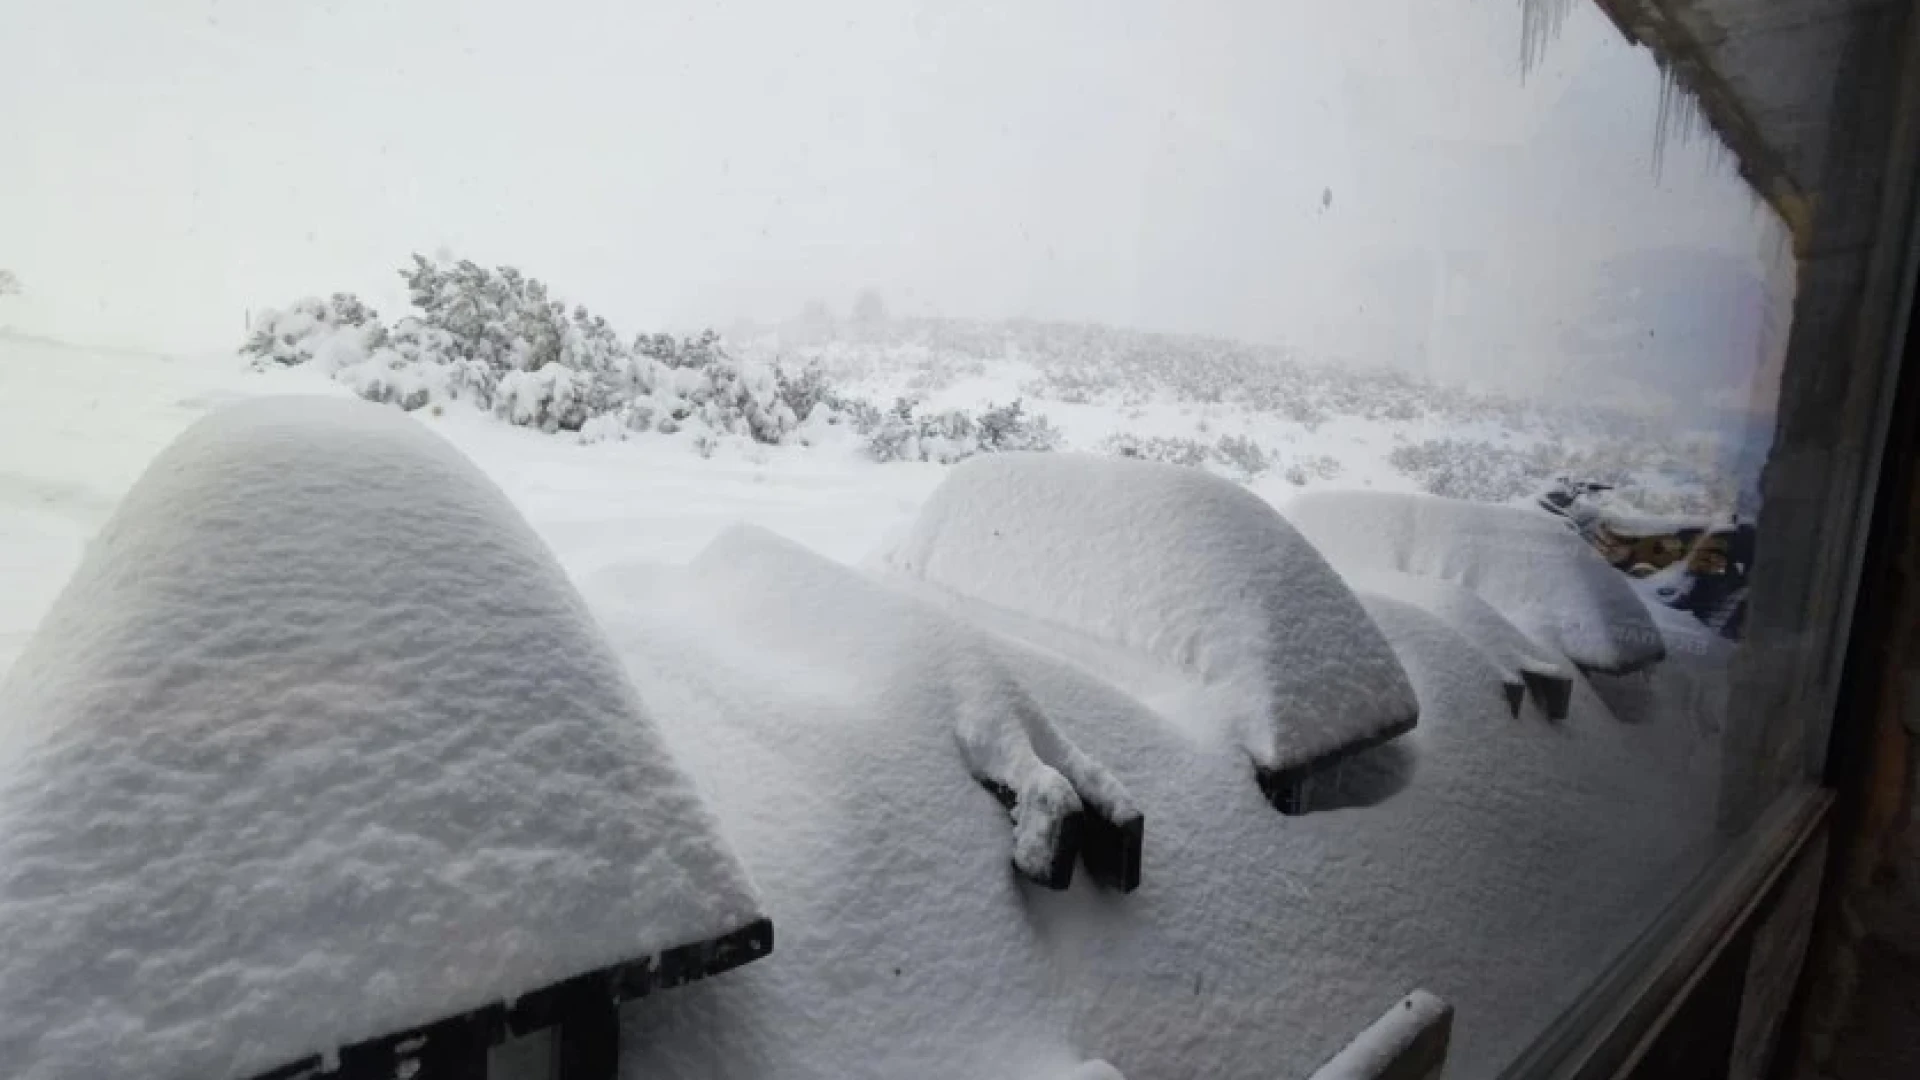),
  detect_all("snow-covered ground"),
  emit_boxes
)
[0,331,1738,1078]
